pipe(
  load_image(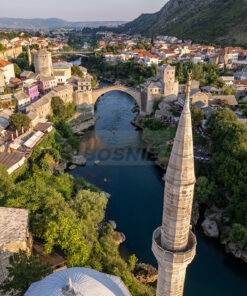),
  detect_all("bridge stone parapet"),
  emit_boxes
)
[92,85,142,109]
[52,51,94,57]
